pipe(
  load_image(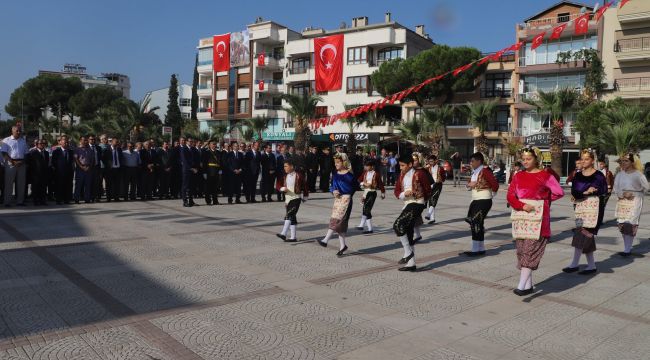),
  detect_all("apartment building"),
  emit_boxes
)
[39,64,131,99]
[142,84,193,121]
[602,0,650,105]
[196,13,434,141]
